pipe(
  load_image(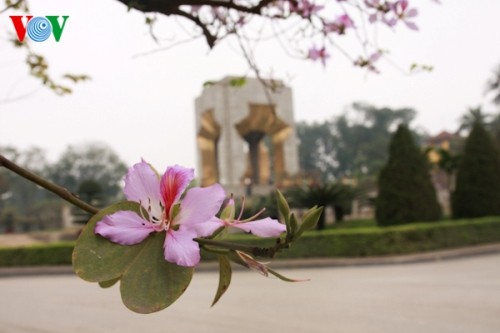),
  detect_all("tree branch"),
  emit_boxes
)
[170,8,217,48]
[0,0,25,14]
[0,154,99,214]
